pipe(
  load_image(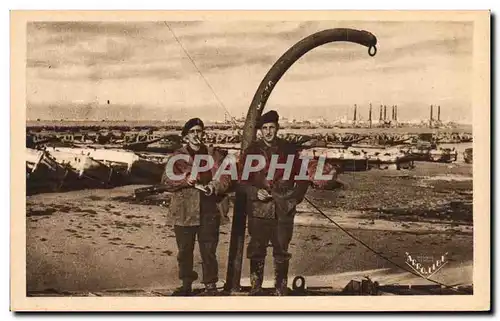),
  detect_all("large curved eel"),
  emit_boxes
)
[241,28,377,149]
[225,28,378,292]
